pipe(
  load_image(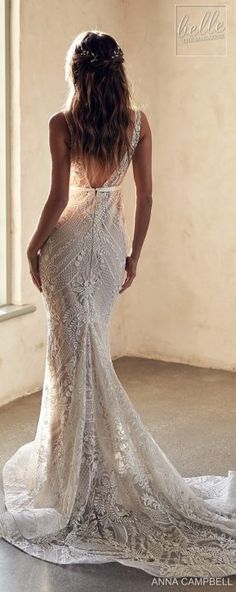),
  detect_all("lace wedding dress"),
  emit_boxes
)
[1,108,236,577]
